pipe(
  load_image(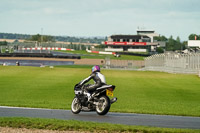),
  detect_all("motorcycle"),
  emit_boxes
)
[71,83,117,115]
